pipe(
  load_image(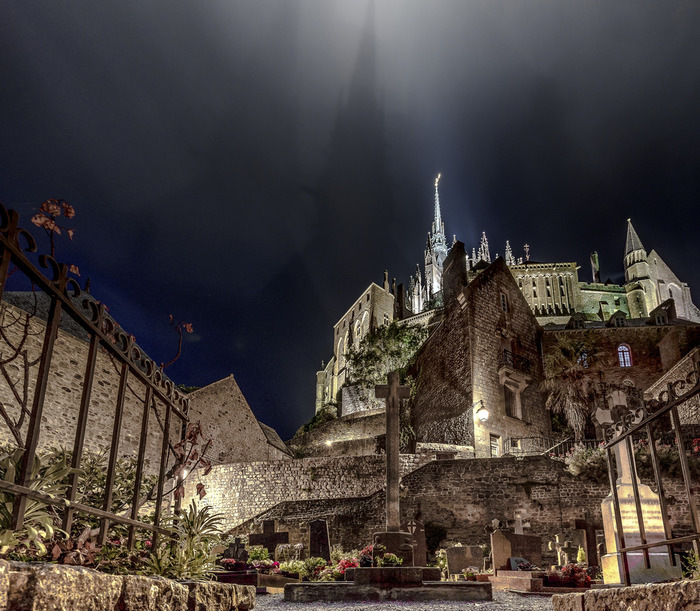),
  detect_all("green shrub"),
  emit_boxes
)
[145,500,224,580]
[0,448,72,557]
